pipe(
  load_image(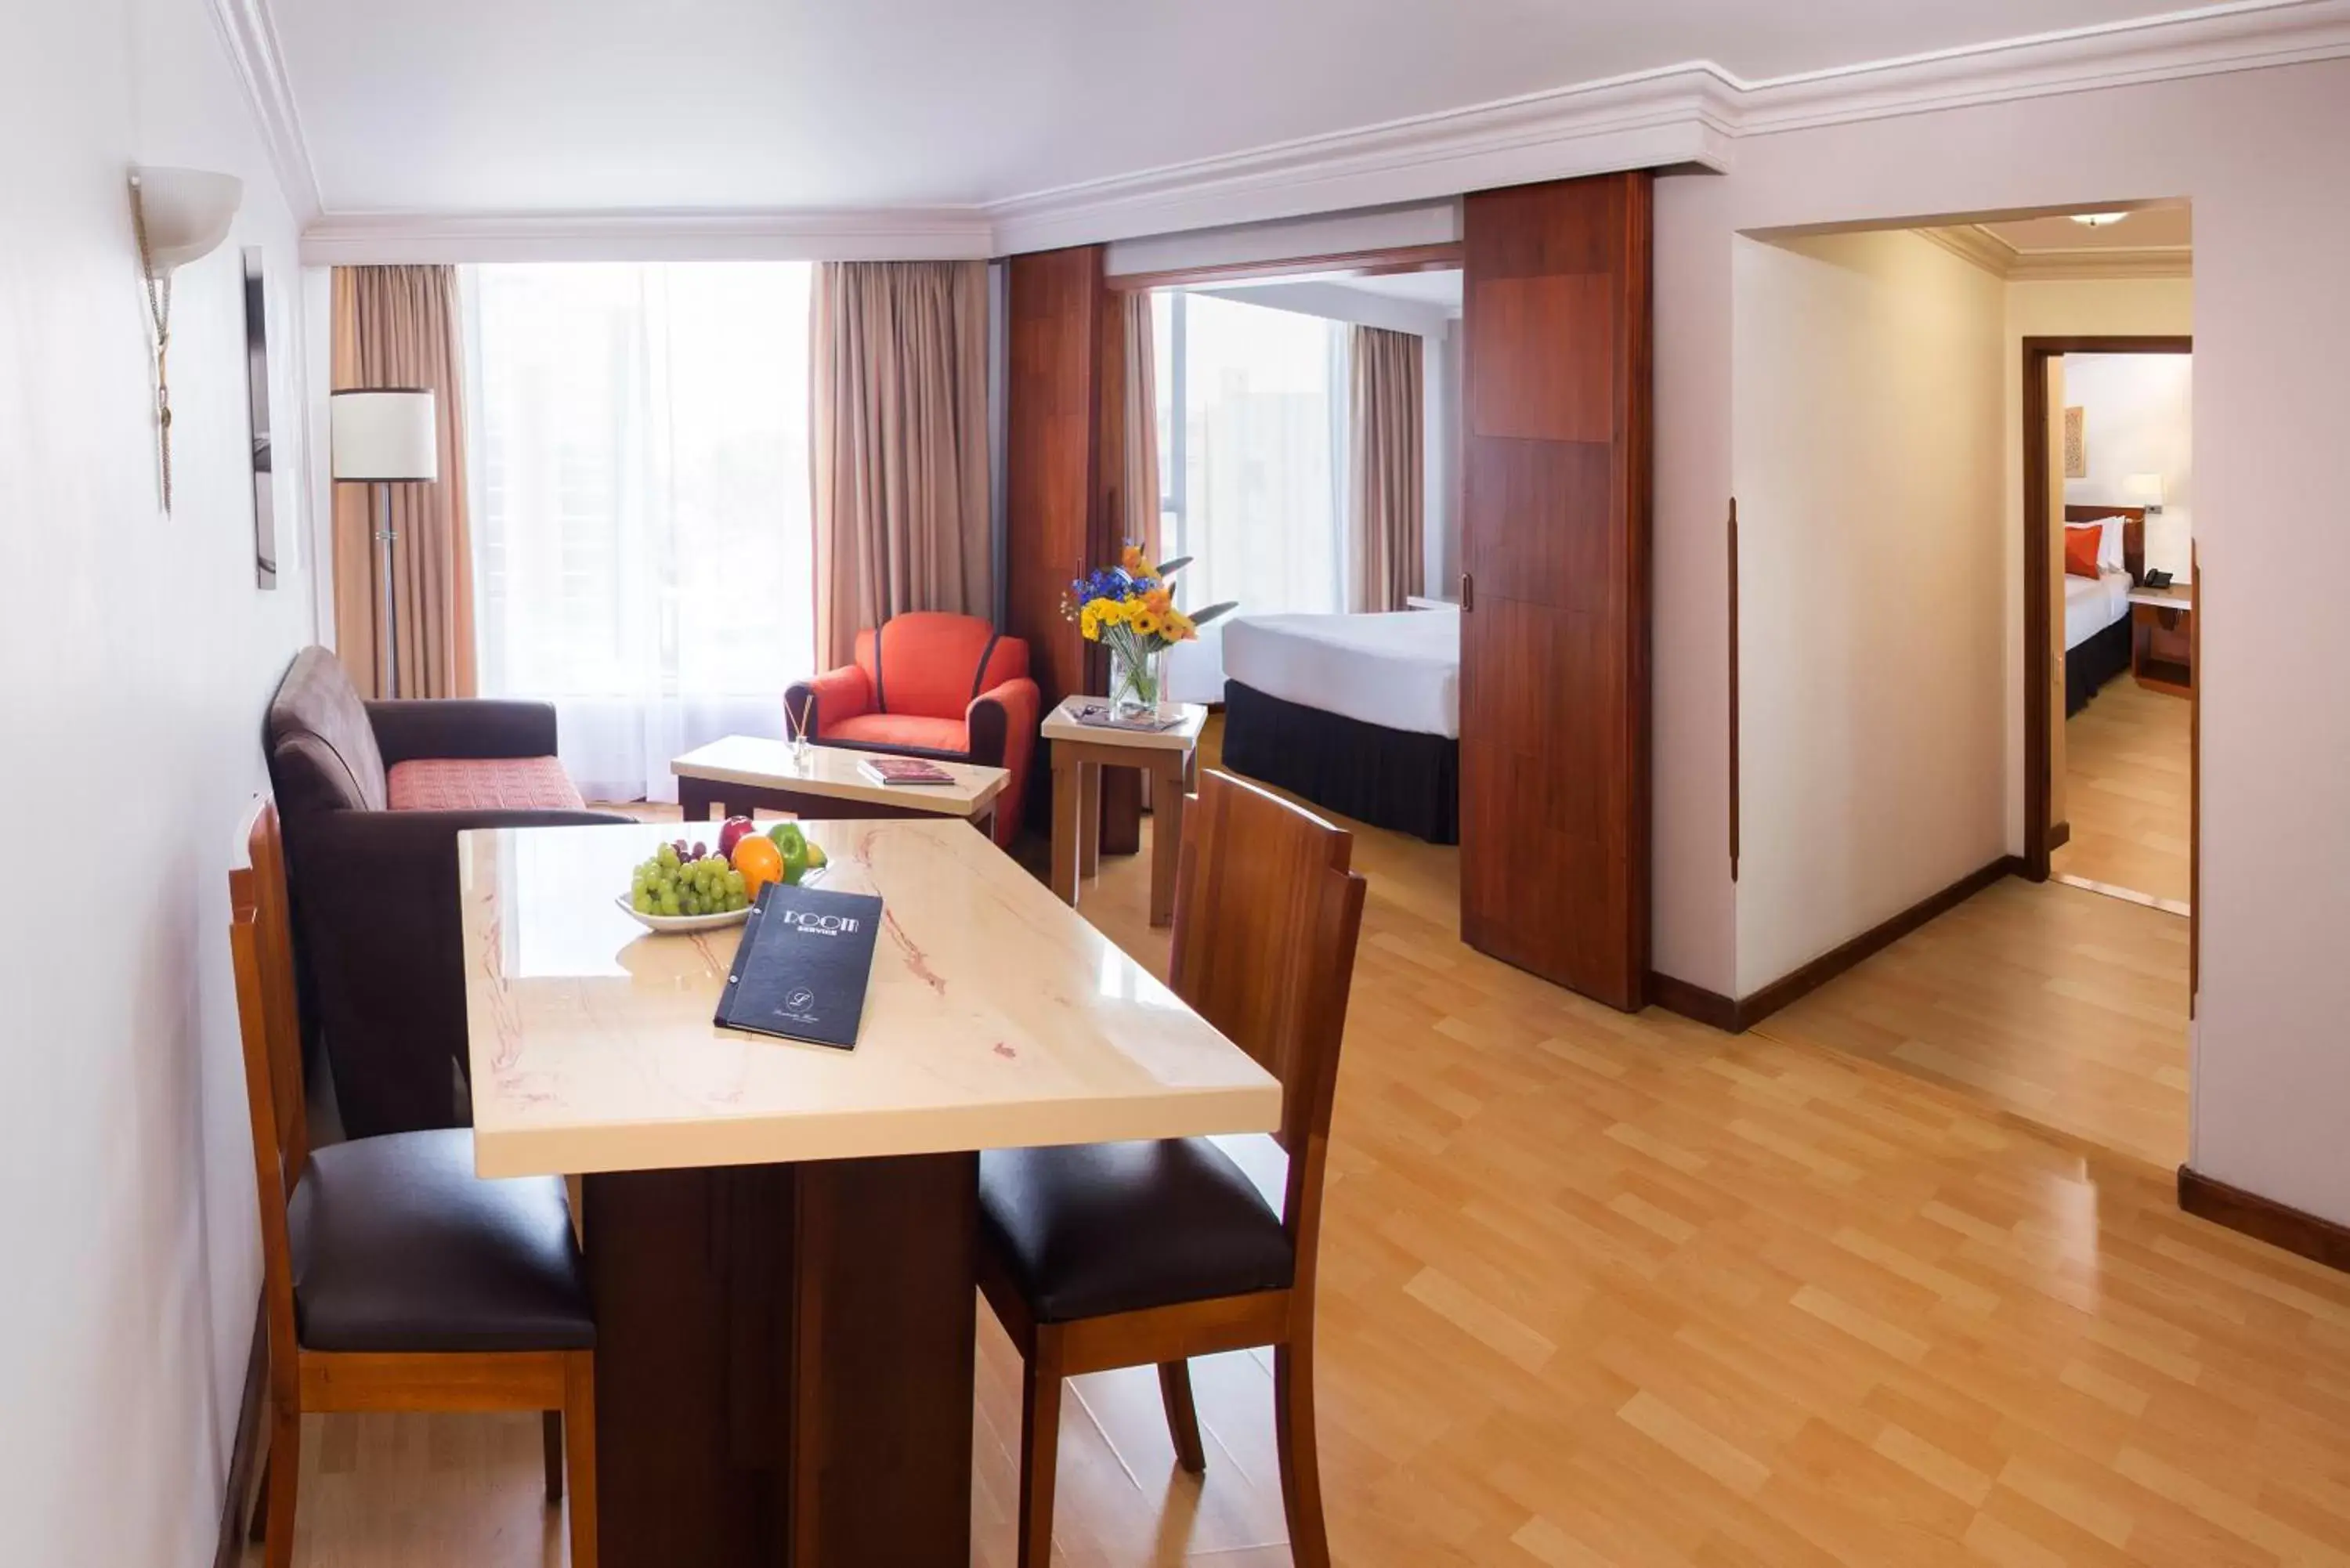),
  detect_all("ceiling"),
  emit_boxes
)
[1981,206,2193,251]
[272,0,2211,215]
